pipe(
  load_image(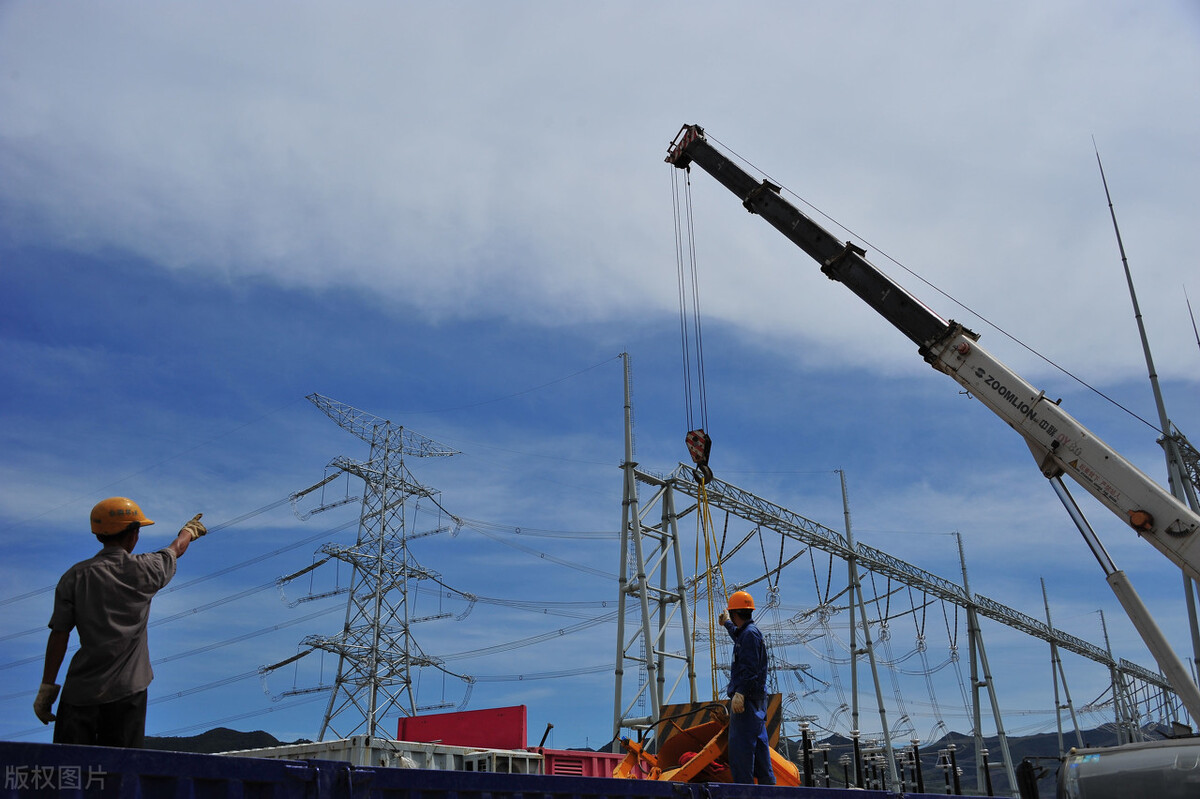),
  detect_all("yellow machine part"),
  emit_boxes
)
[615,719,800,786]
